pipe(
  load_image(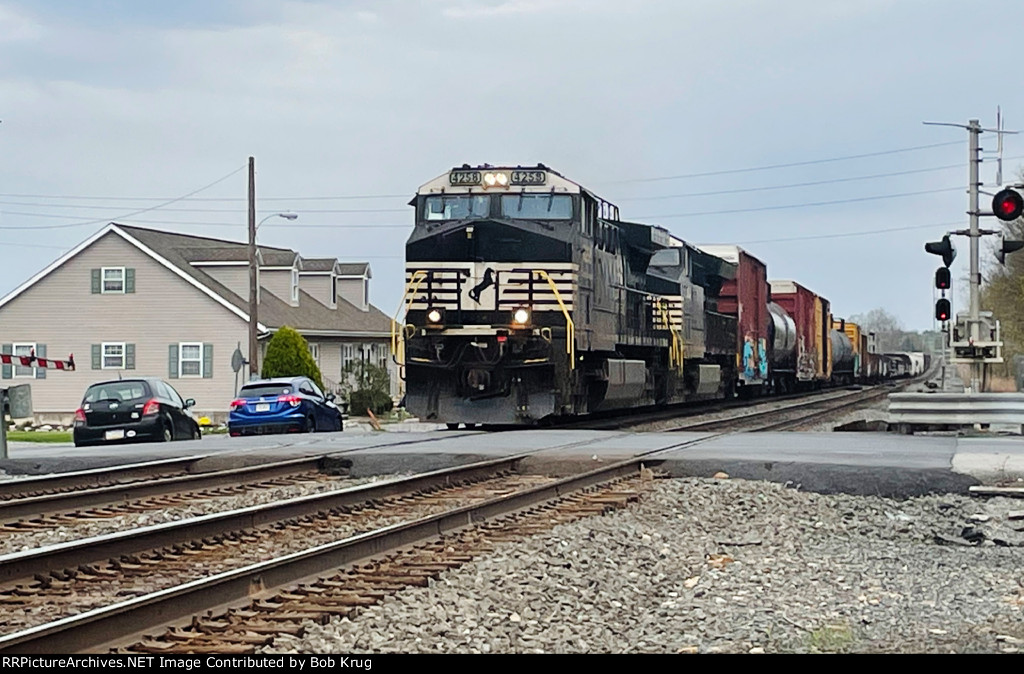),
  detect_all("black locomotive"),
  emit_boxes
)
[401,164,741,427]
